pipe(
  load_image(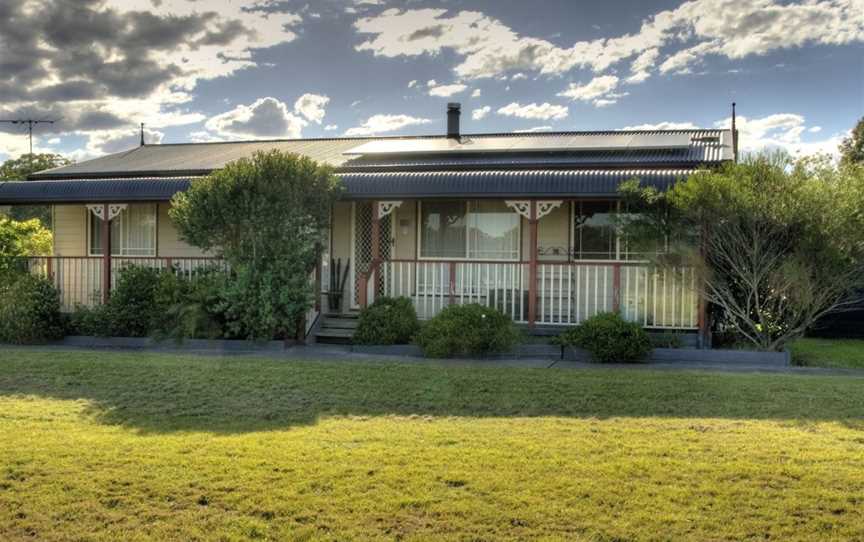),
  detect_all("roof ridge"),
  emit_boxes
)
[150,128,724,147]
